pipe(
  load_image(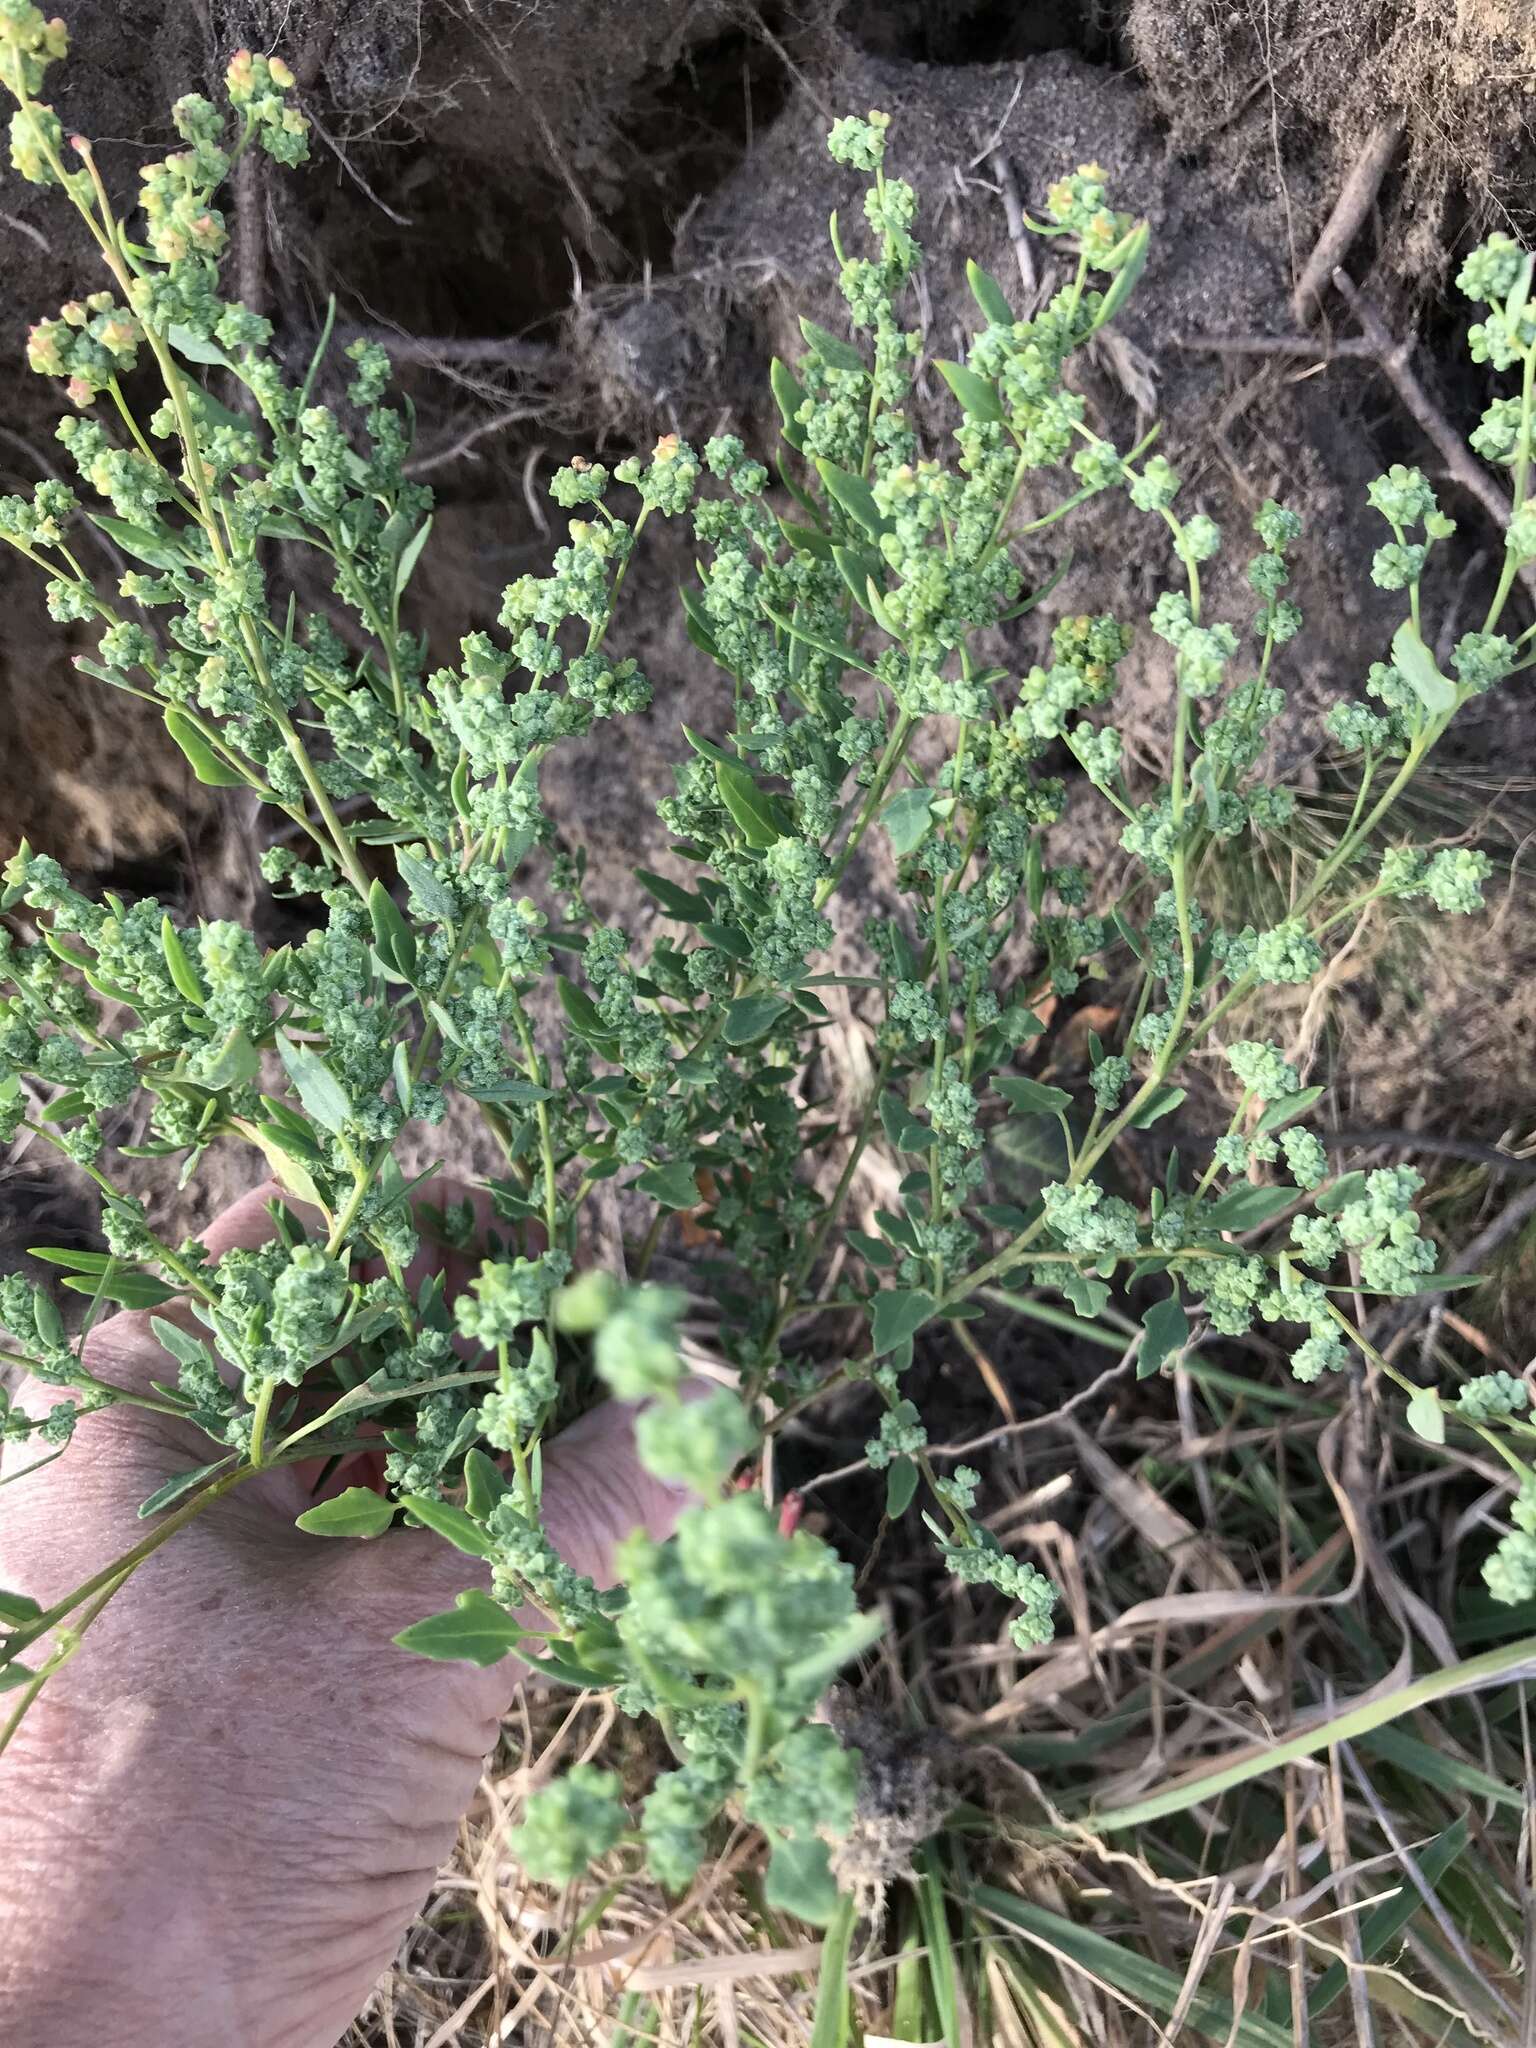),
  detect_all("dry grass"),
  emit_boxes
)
[349,1336,1536,2043]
